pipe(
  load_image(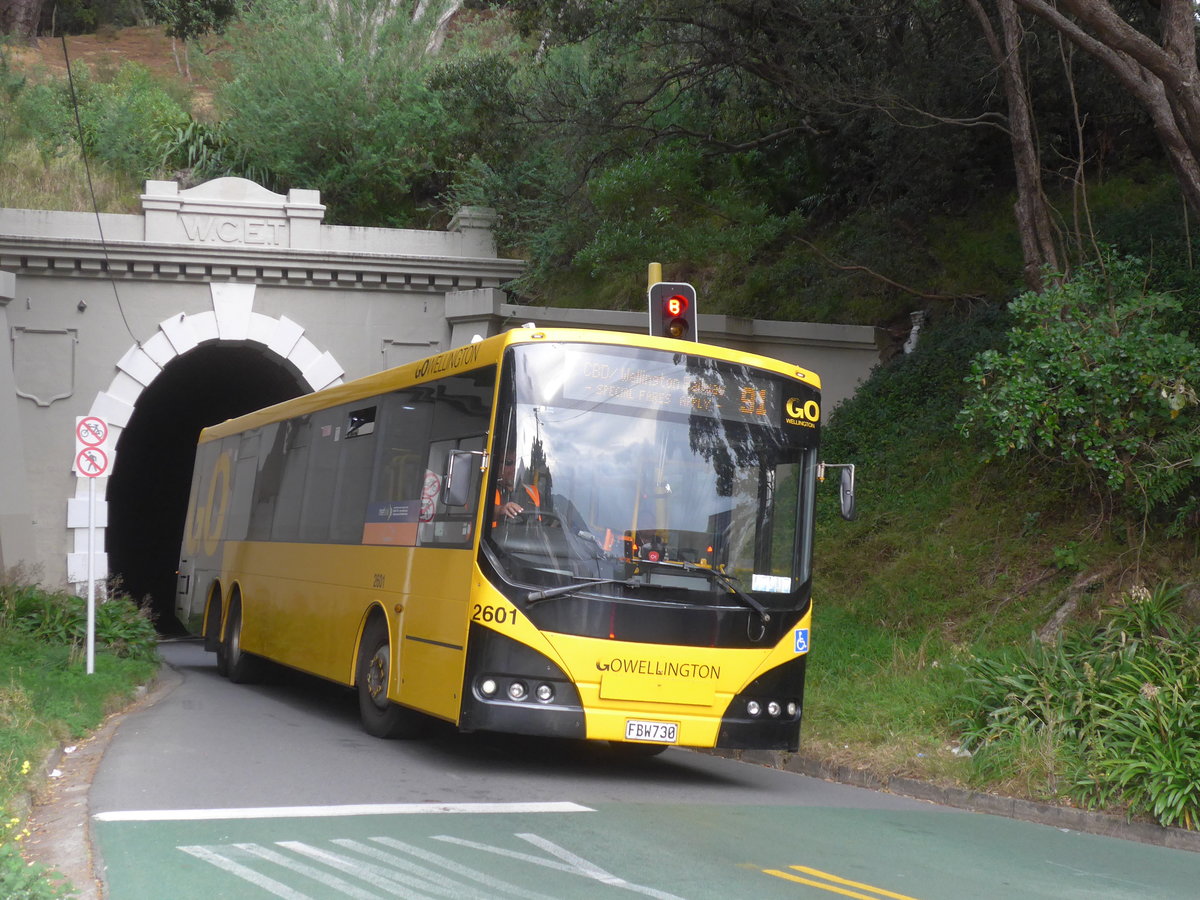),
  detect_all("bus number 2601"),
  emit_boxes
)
[472,604,513,625]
